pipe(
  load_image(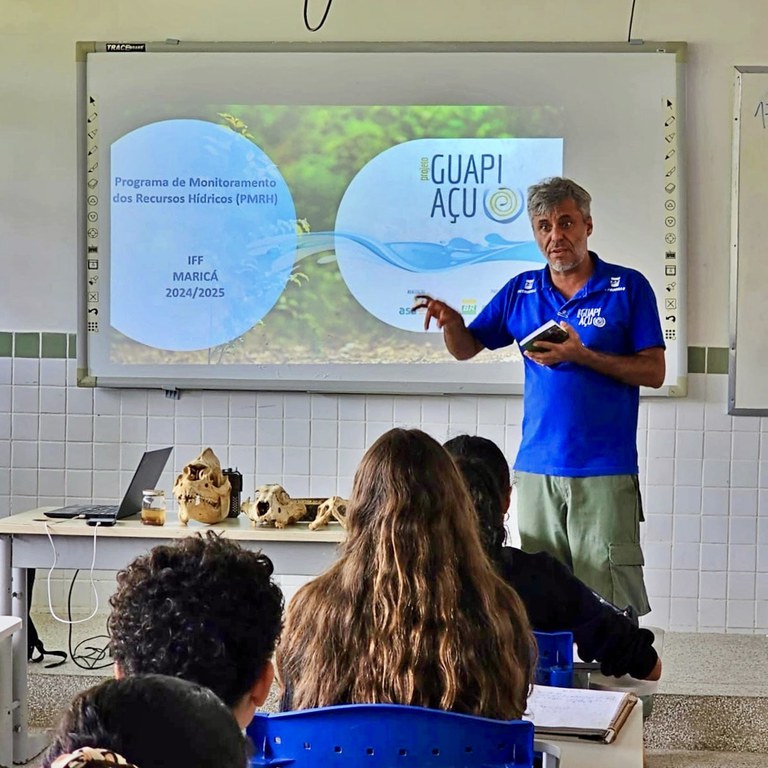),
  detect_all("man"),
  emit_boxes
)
[417,177,664,614]
[108,531,283,727]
